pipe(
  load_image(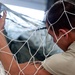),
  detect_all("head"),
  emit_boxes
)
[46,0,75,51]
